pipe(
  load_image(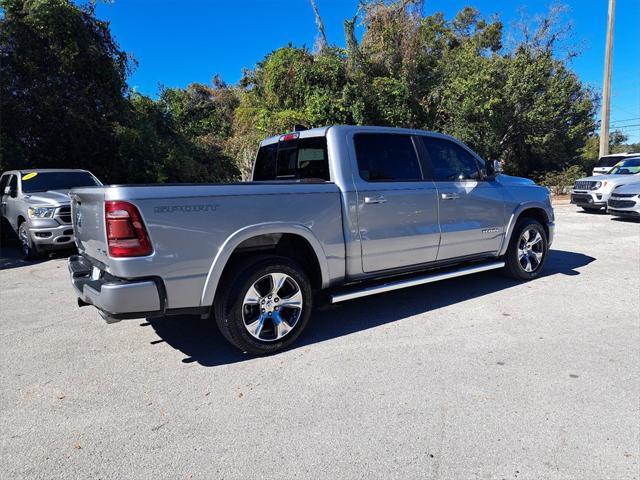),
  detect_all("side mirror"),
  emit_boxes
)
[485,159,503,179]
[3,186,15,197]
